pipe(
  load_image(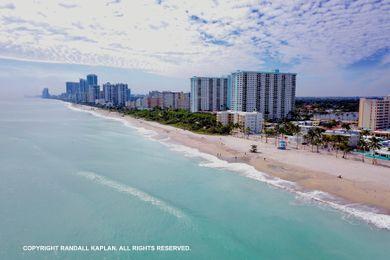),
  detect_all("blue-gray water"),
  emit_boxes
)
[1,98,390,259]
